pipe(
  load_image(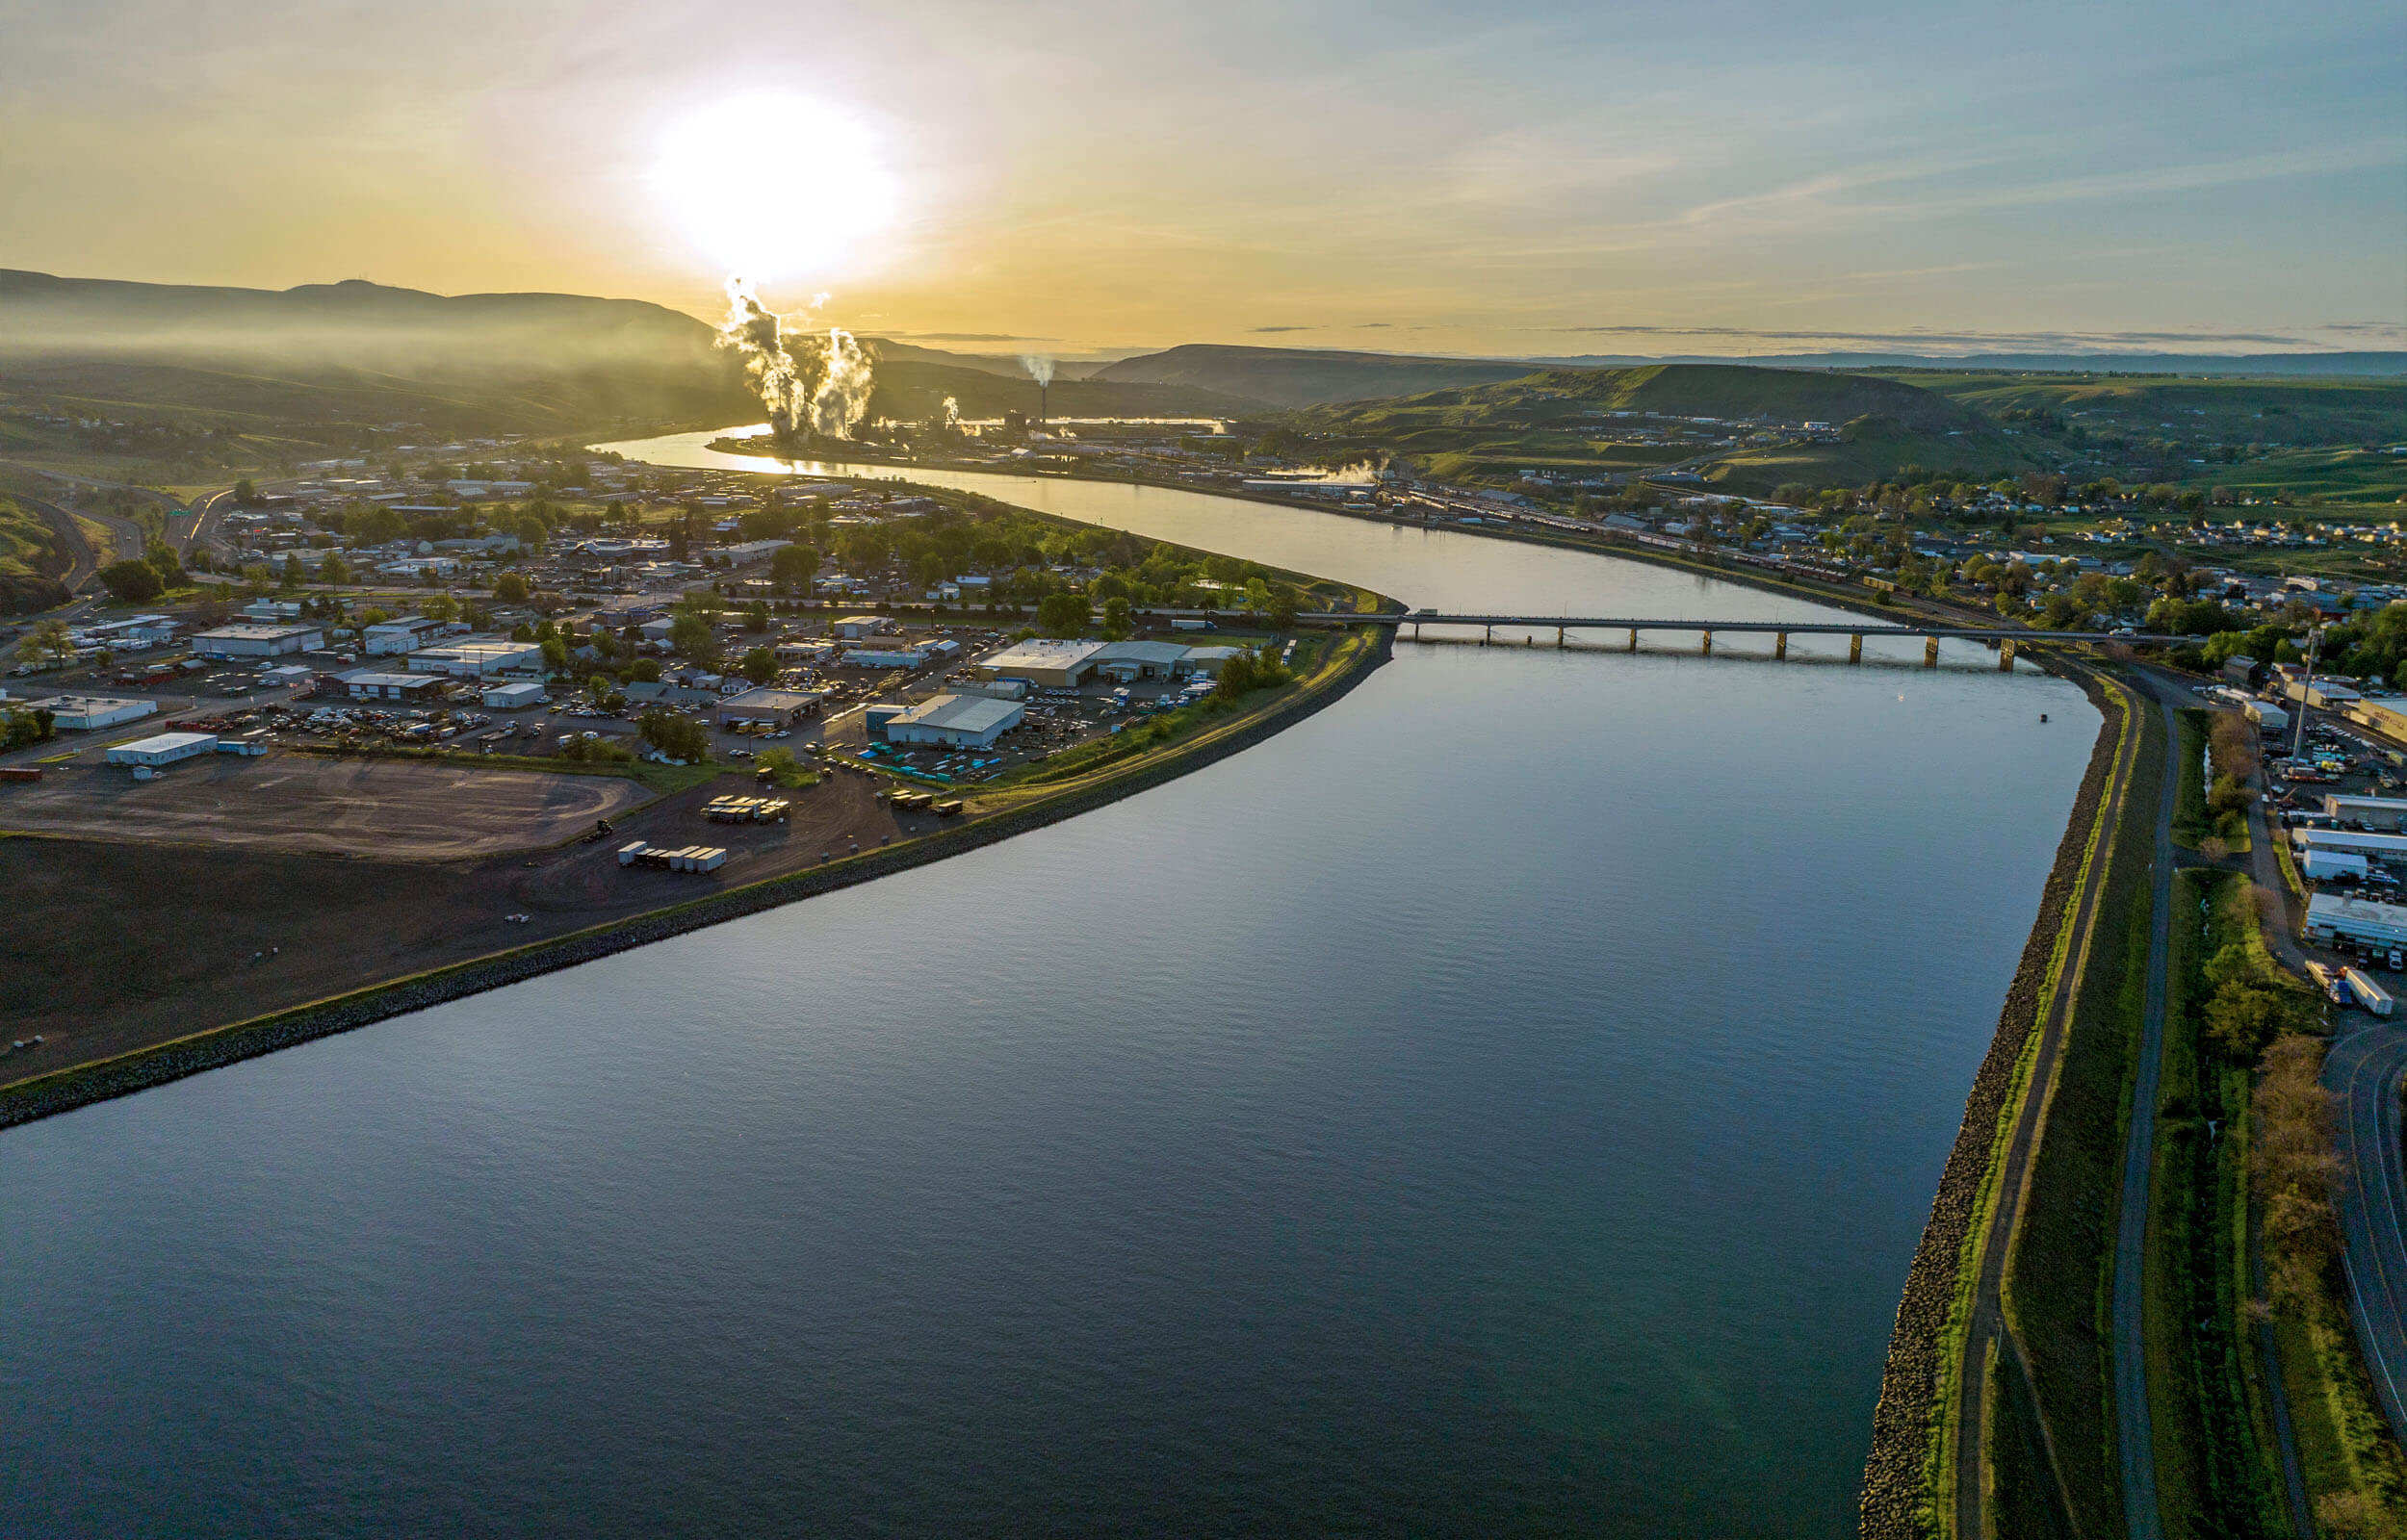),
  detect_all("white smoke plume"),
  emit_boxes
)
[941,396,961,431]
[1020,353,1056,387]
[716,277,875,439]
